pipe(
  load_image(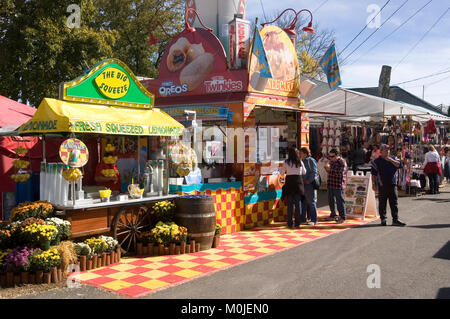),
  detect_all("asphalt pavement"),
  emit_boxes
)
[16,185,450,299]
